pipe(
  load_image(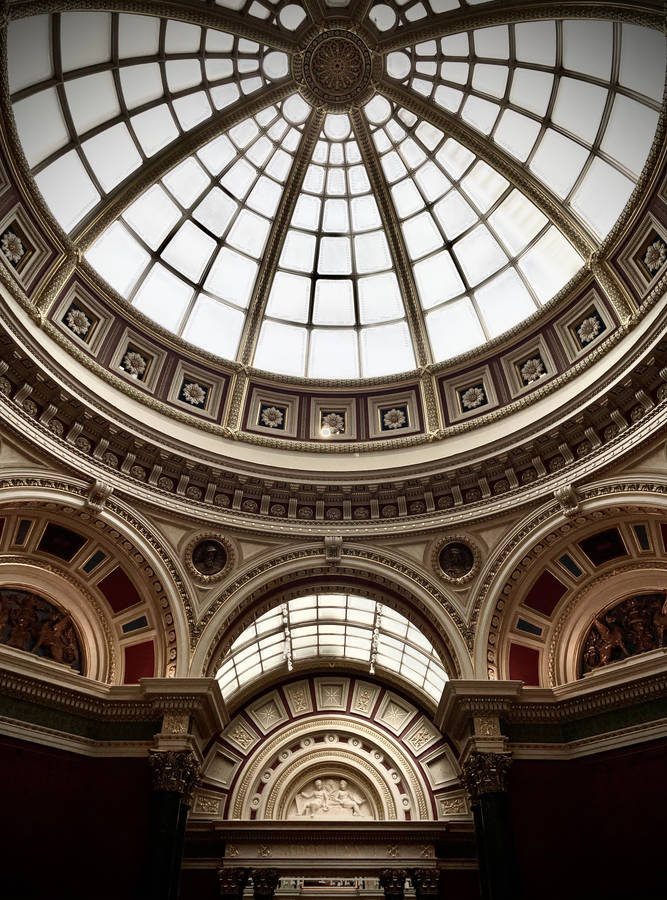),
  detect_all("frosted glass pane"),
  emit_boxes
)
[318,236,352,274]
[280,231,317,272]
[292,195,321,231]
[267,272,311,323]
[489,191,546,255]
[120,63,163,110]
[8,17,53,93]
[515,21,556,66]
[530,129,588,199]
[475,269,536,337]
[254,321,307,376]
[162,221,216,282]
[198,134,236,175]
[462,95,499,134]
[472,64,508,98]
[552,78,607,144]
[313,280,355,325]
[164,158,209,206]
[123,185,180,250]
[461,162,508,212]
[360,322,415,376]
[133,263,192,331]
[227,209,270,257]
[166,59,202,93]
[510,68,554,116]
[426,298,485,361]
[619,25,666,102]
[453,226,506,286]
[474,26,509,59]
[351,195,382,231]
[494,109,540,161]
[323,199,349,233]
[354,231,392,274]
[204,247,258,307]
[358,273,404,323]
[118,14,160,58]
[402,212,443,260]
[601,96,659,177]
[518,227,582,302]
[247,176,283,217]
[221,159,257,198]
[563,20,612,79]
[86,222,149,297]
[13,88,68,167]
[131,106,179,157]
[414,251,464,308]
[570,159,635,240]
[391,179,424,218]
[35,152,100,232]
[308,329,358,379]
[182,295,245,359]
[65,72,120,134]
[436,139,474,178]
[173,92,212,131]
[60,12,111,71]
[414,161,451,201]
[434,191,477,240]
[193,188,237,237]
[82,123,141,192]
